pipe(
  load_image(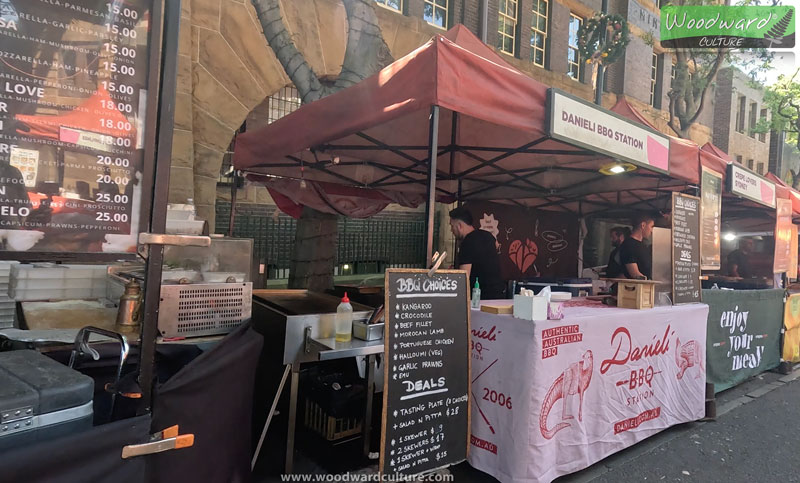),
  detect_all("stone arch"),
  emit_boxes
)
[170,0,440,227]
